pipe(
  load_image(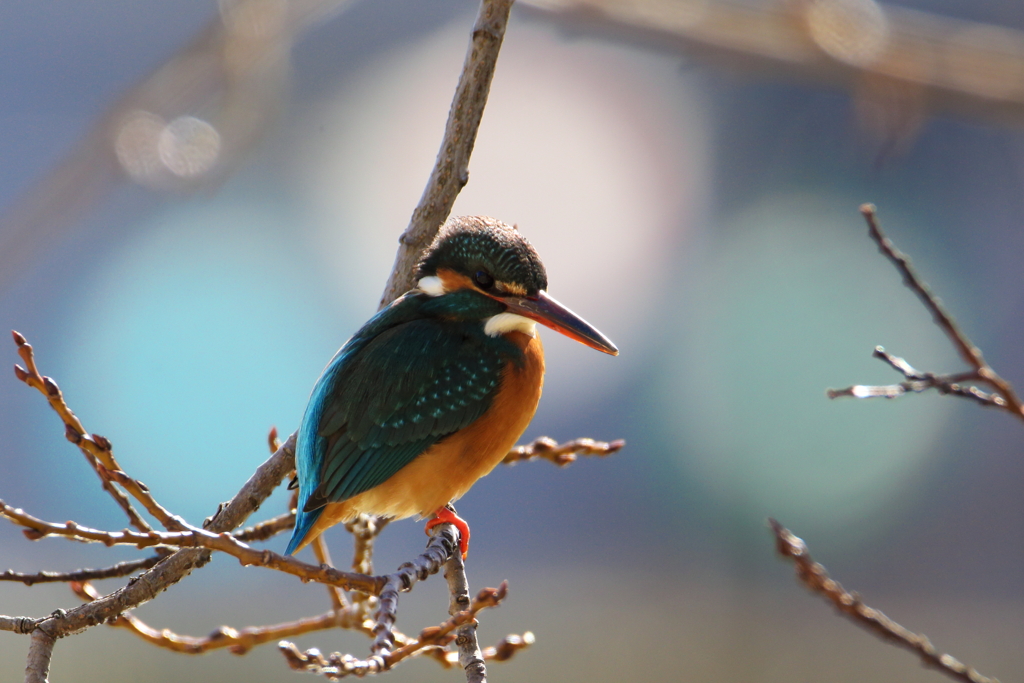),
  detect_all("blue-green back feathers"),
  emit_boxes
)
[286,290,522,554]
